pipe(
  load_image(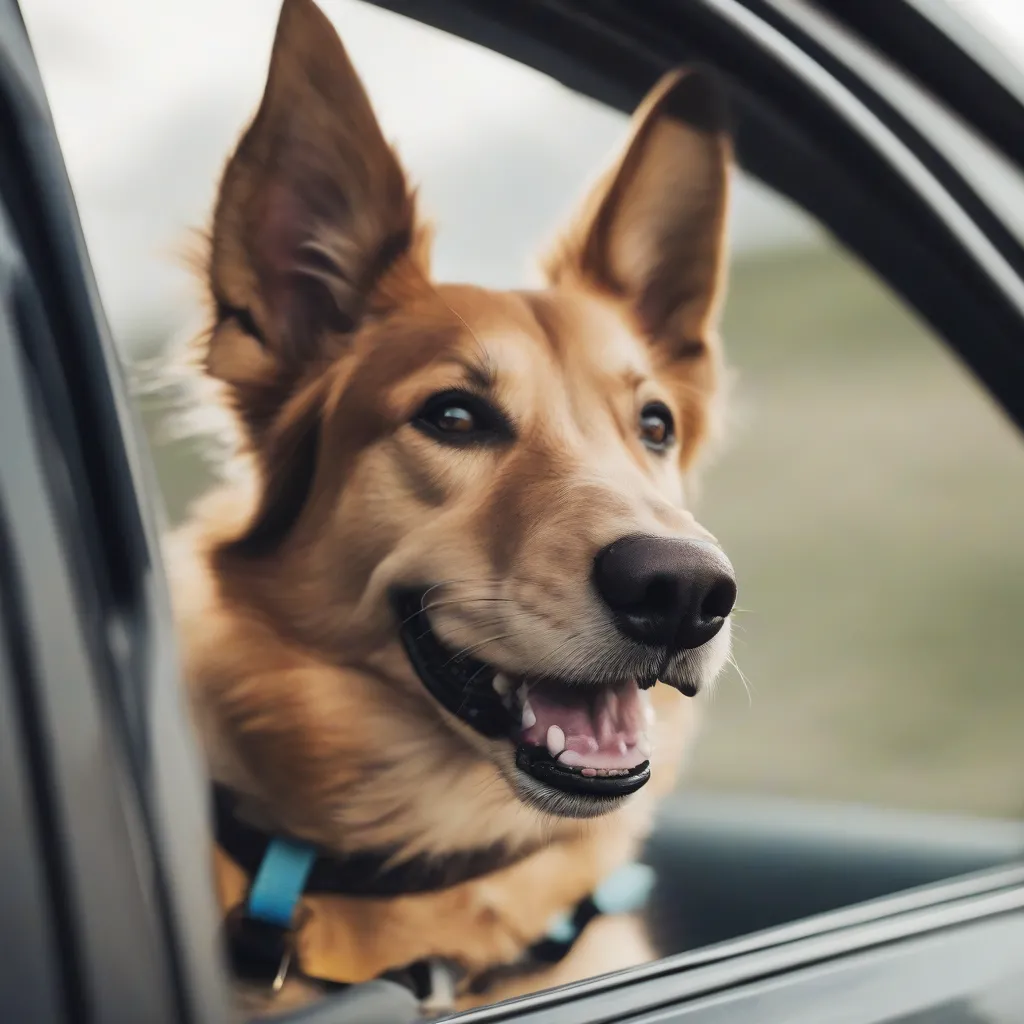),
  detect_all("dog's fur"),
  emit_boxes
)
[166,0,733,1012]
